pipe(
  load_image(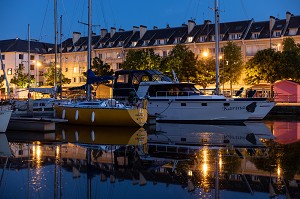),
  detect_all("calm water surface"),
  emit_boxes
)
[0,119,299,199]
